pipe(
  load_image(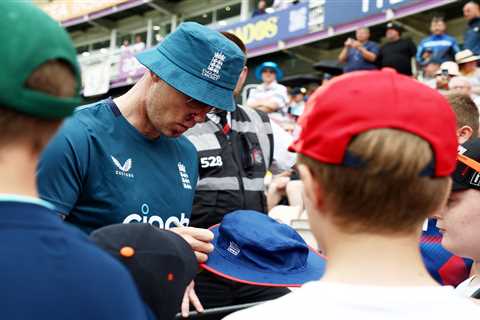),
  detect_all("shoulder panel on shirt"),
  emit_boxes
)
[37,108,93,215]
